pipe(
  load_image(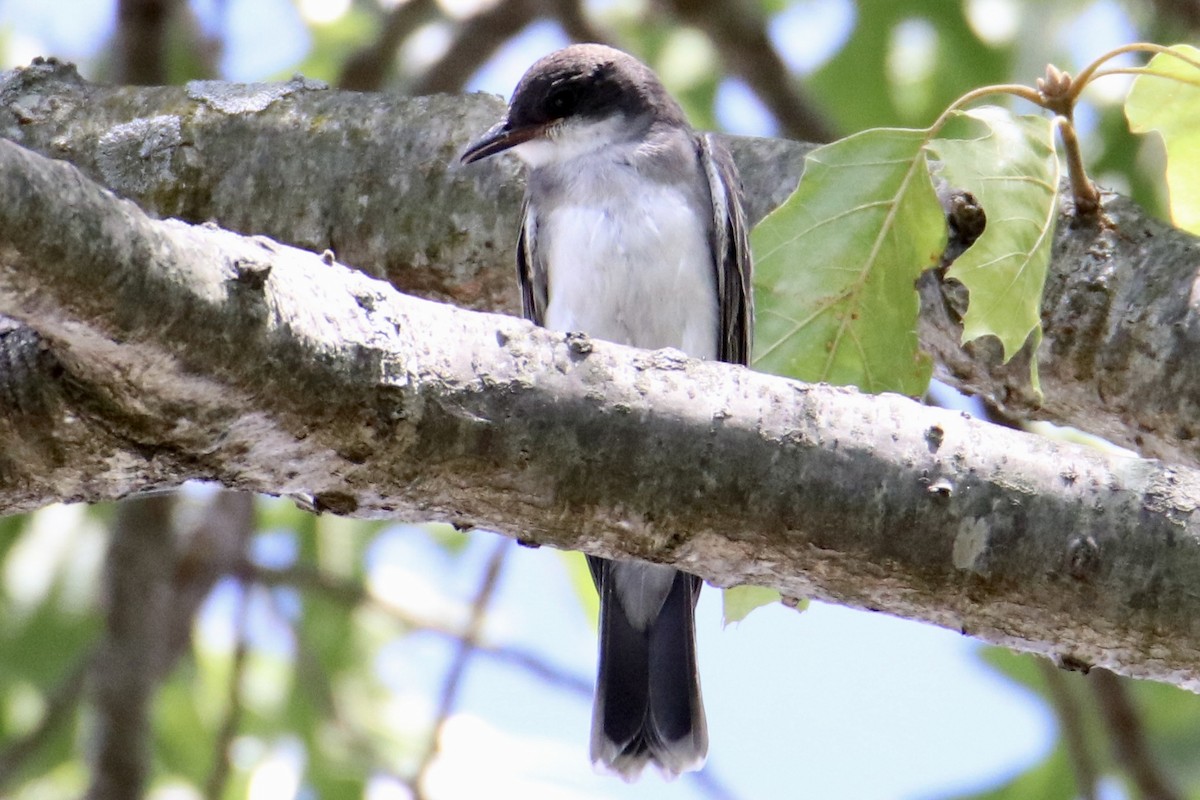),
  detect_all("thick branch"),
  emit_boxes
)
[2,64,1197,467]
[4,136,1200,696]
